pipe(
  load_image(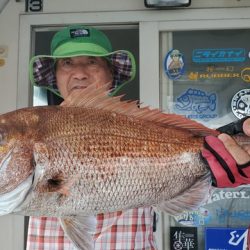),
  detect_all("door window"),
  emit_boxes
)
[160,29,250,249]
